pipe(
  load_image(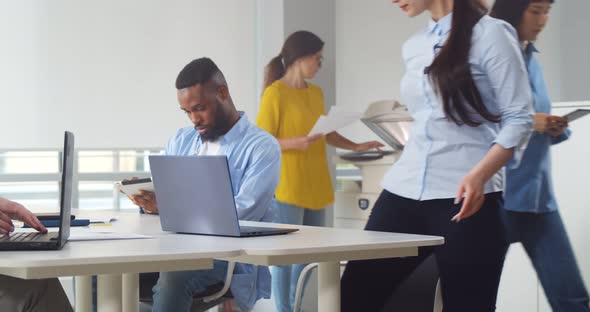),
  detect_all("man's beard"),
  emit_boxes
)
[200,104,231,142]
[200,127,221,142]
